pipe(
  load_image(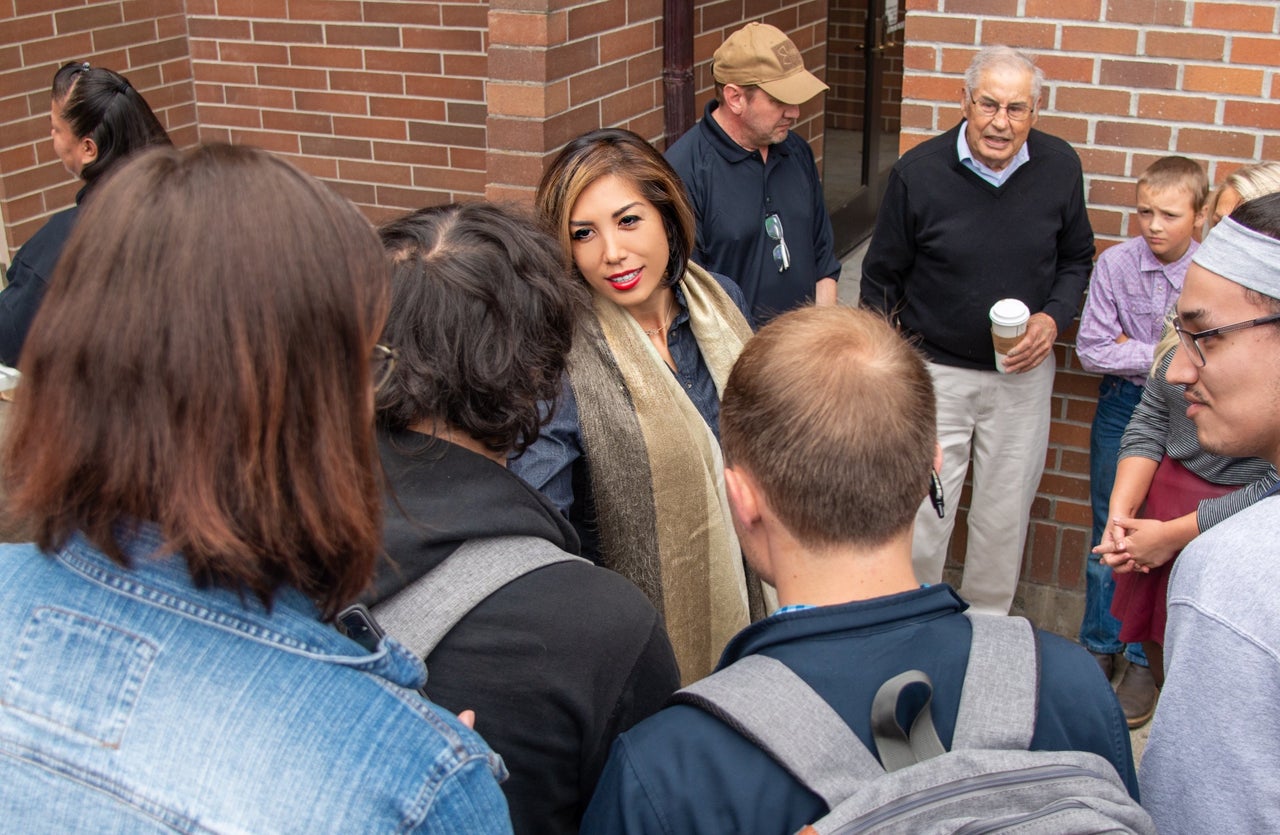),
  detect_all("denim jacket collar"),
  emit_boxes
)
[57,526,428,690]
